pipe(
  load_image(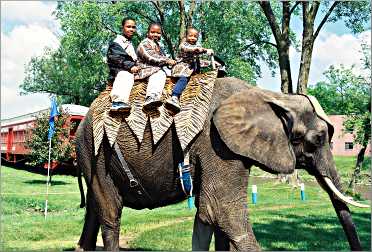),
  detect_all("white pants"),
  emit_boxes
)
[146,70,167,97]
[110,71,134,103]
